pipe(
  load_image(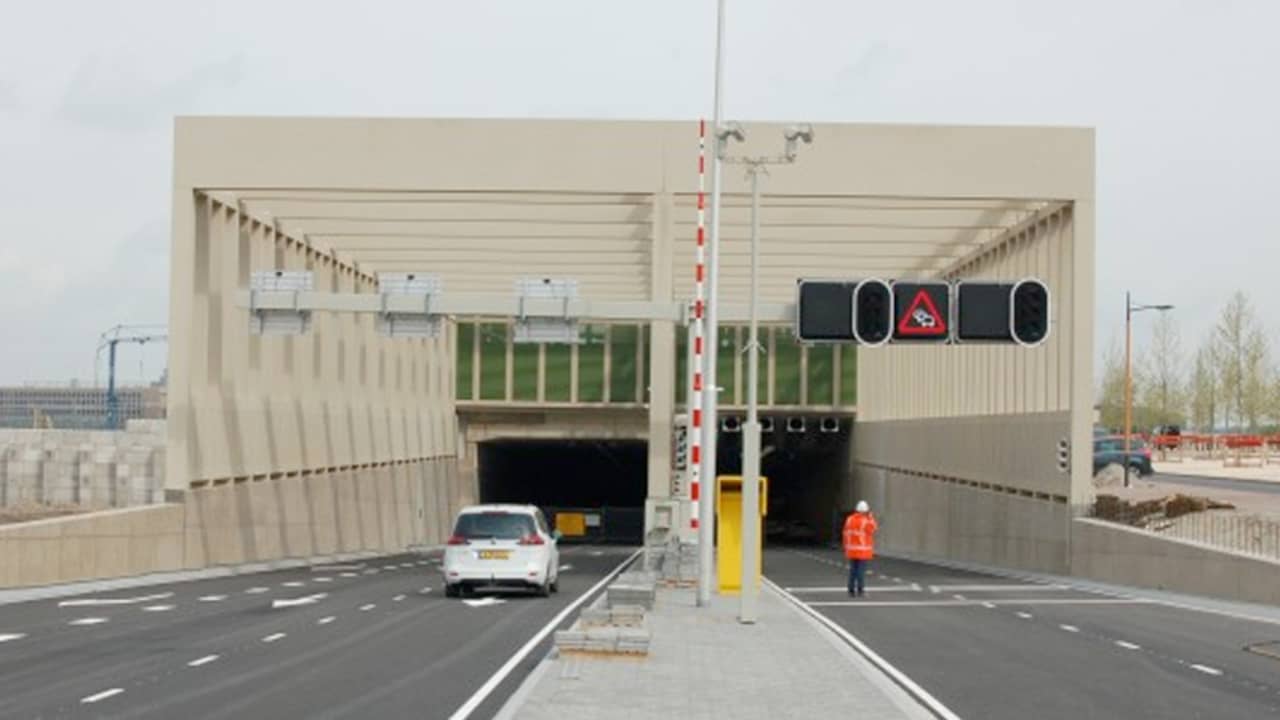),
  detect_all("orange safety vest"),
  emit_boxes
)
[843,512,878,560]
